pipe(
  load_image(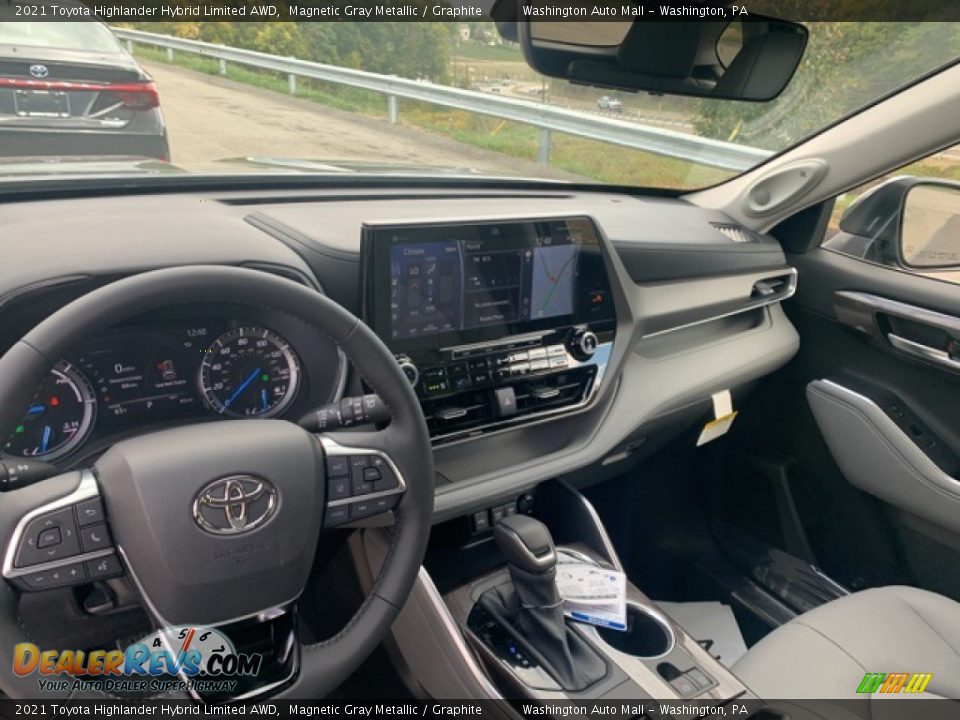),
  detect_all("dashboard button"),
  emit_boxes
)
[549,356,568,369]
[423,378,449,396]
[452,375,473,391]
[421,367,446,381]
[670,676,699,697]
[472,510,490,533]
[80,524,112,553]
[447,361,469,377]
[86,554,122,580]
[530,359,550,372]
[687,668,713,689]
[547,345,566,357]
[527,348,547,360]
[75,498,105,527]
